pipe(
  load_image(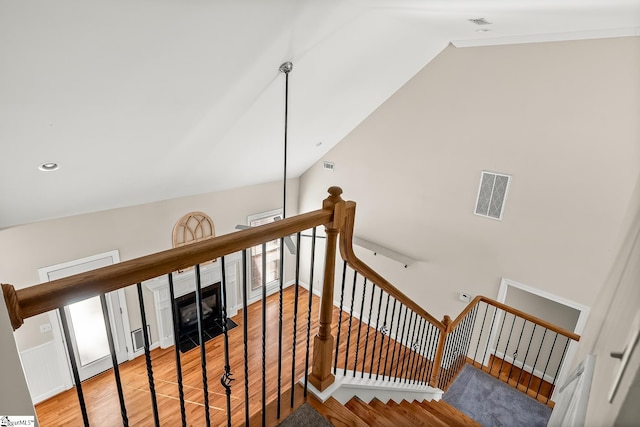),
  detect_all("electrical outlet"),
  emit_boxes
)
[40,323,52,333]
[458,292,472,303]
